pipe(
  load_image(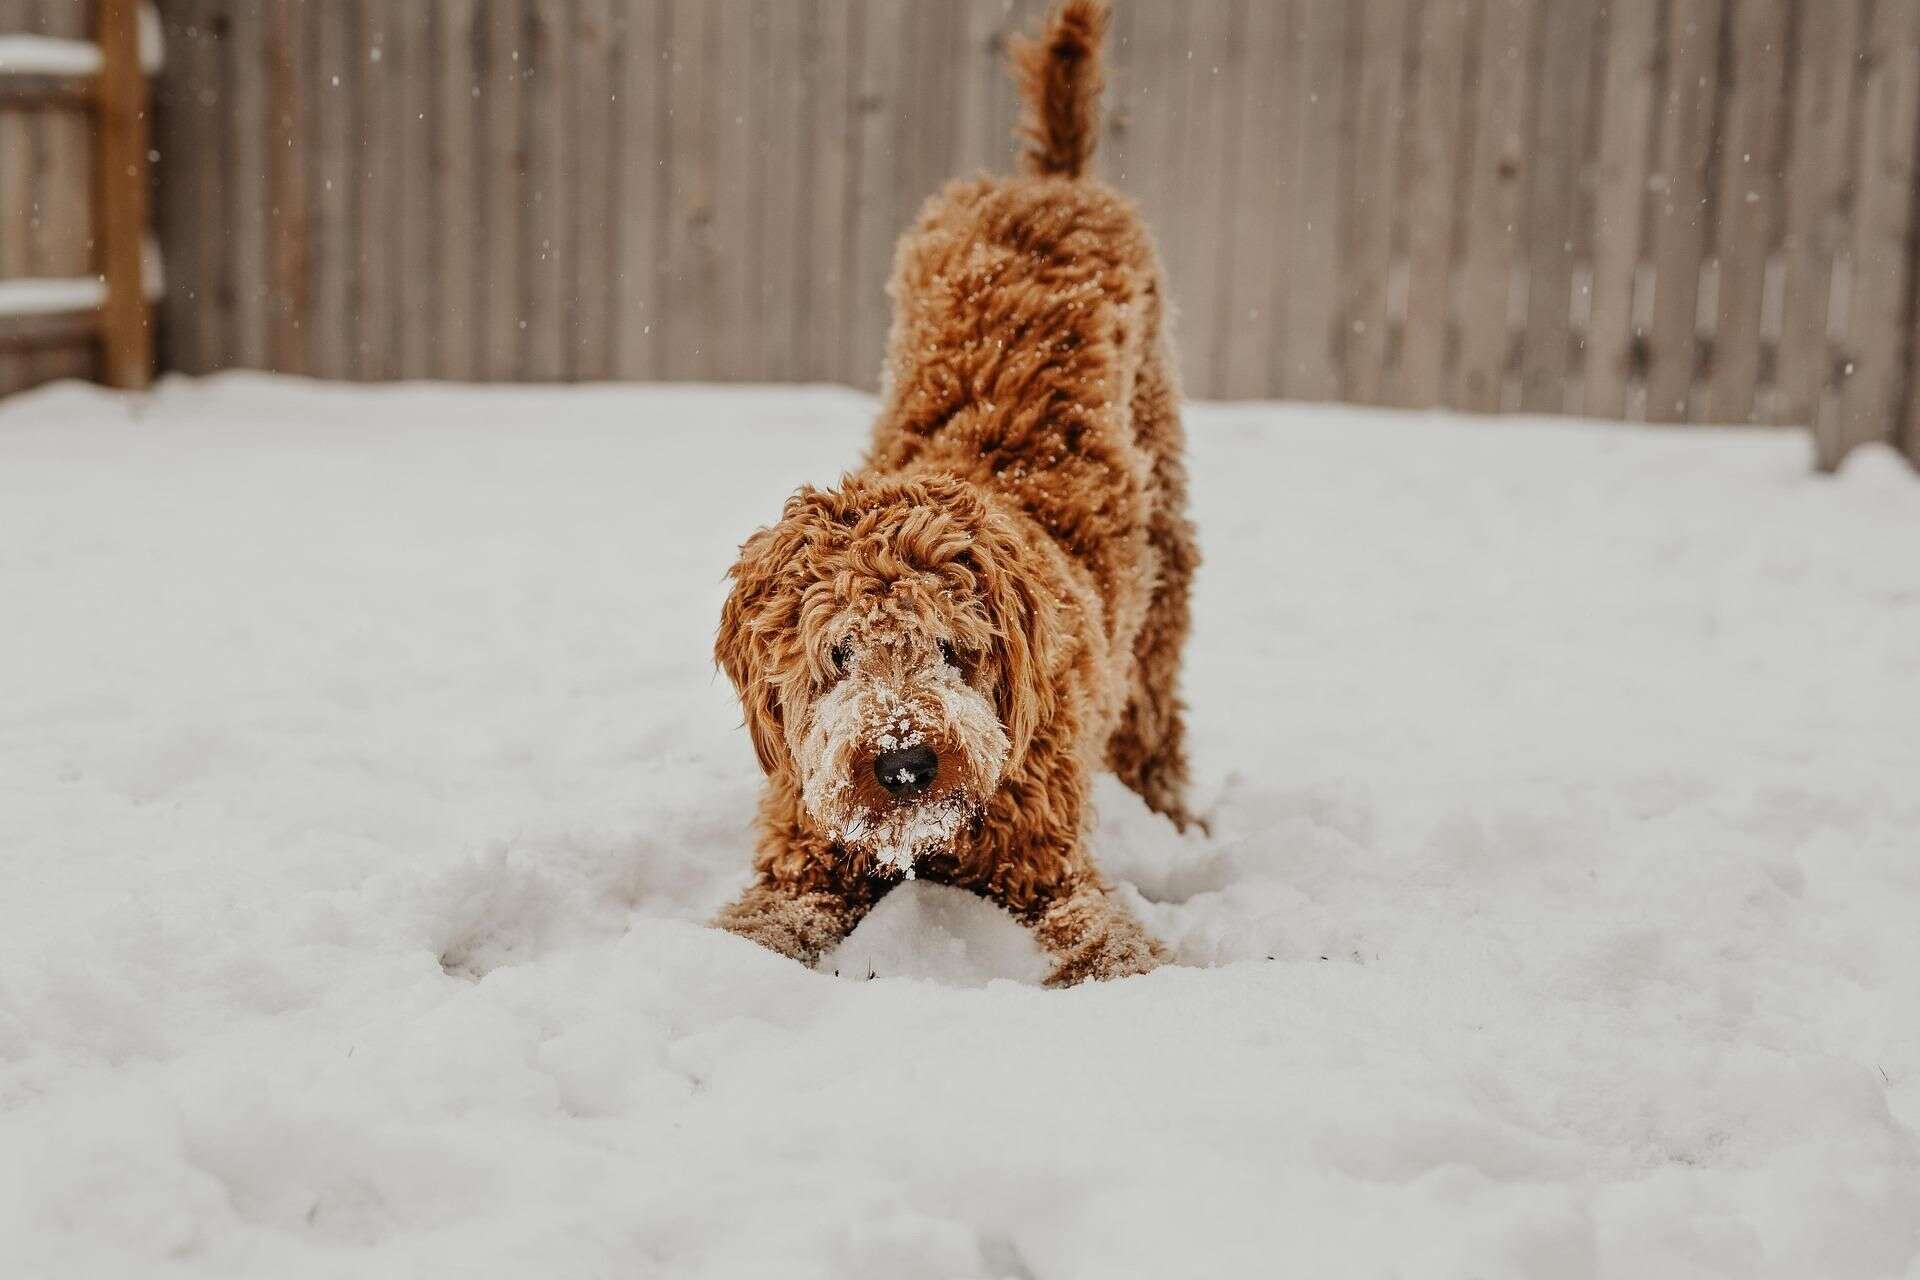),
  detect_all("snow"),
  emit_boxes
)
[0,6,165,77]
[0,243,167,318]
[2,373,1917,1277]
